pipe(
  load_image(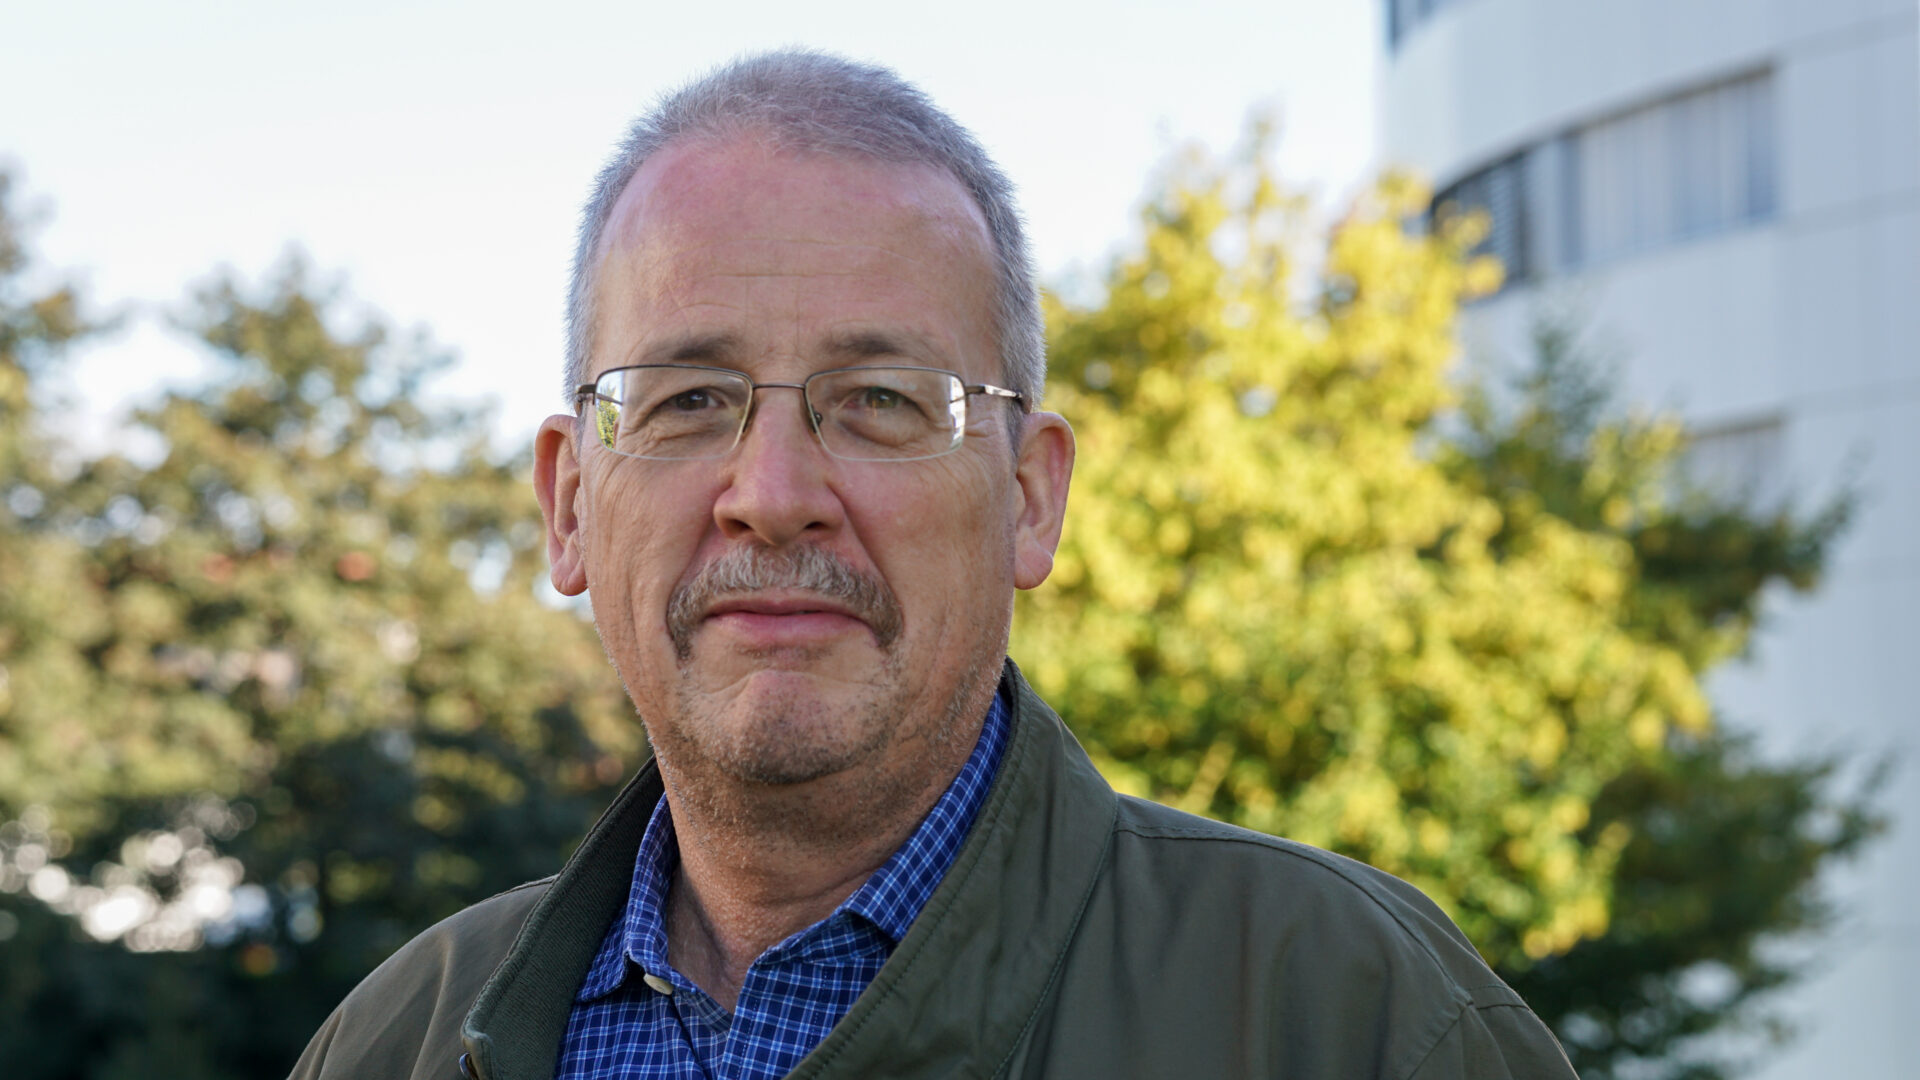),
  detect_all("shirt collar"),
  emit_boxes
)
[574,786,678,1001]
[575,687,1012,1003]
